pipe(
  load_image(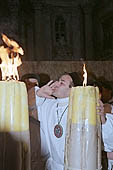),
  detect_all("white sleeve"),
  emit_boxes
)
[35,86,46,106]
[35,87,50,163]
[40,126,50,160]
[102,114,113,152]
[35,86,46,121]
